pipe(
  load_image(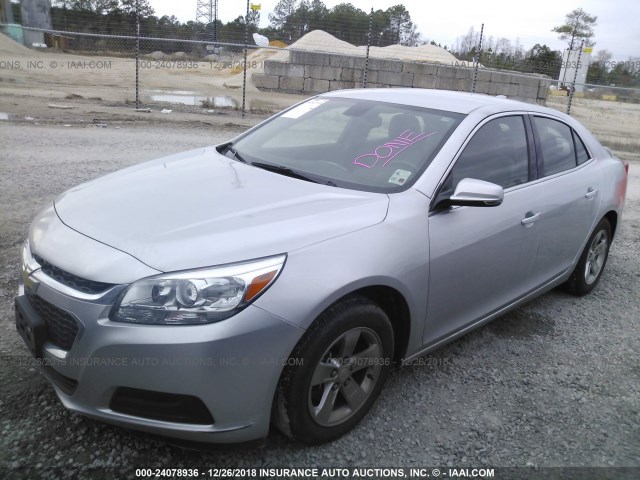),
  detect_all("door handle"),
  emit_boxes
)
[521,211,541,226]
[585,187,598,199]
